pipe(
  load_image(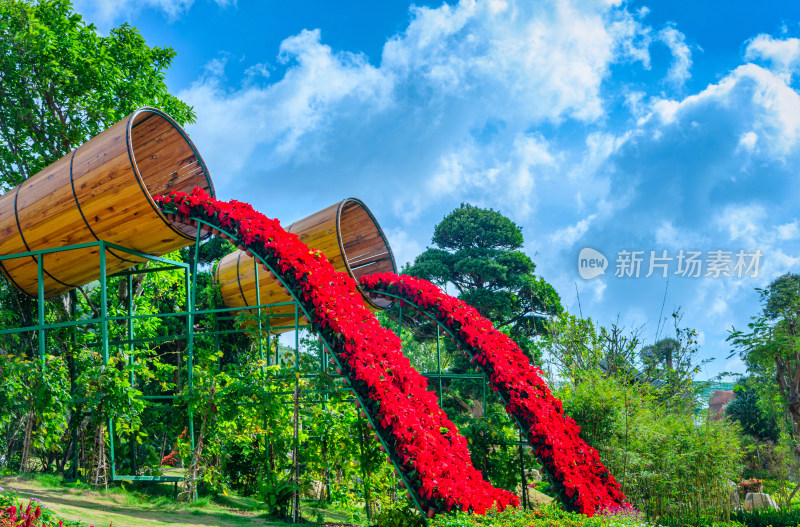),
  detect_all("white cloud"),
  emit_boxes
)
[73,0,233,26]
[776,221,799,241]
[181,0,658,220]
[658,26,692,88]
[550,214,596,247]
[653,221,705,249]
[713,204,766,245]
[737,131,758,152]
[645,64,800,156]
[745,34,800,80]
[384,228,424,269]
[180,29,392,188]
